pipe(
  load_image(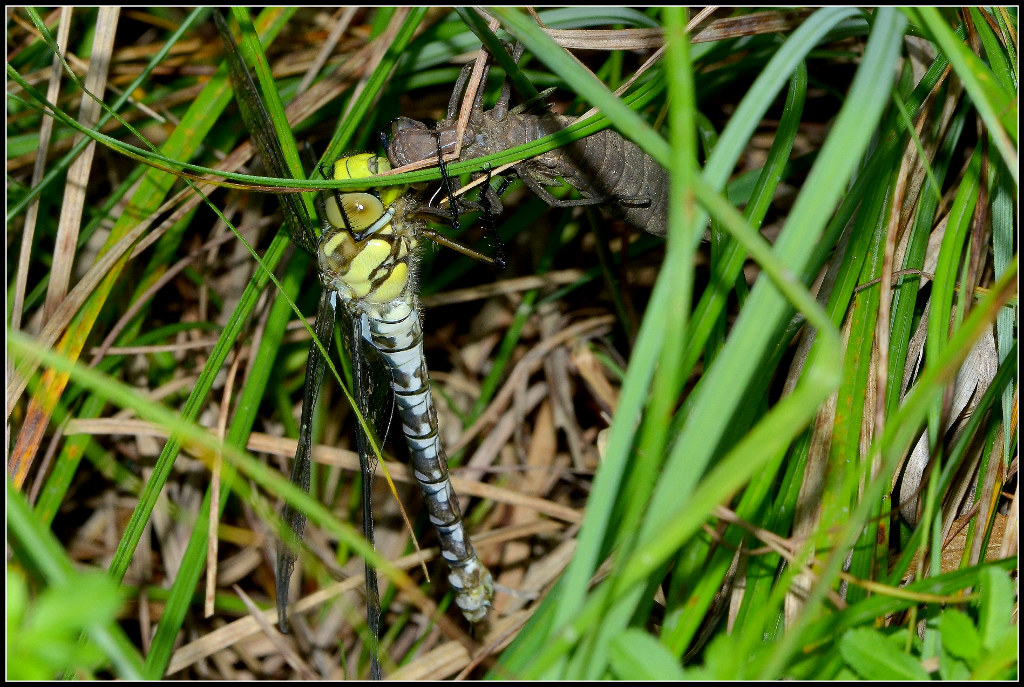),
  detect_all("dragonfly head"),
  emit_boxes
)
[319,154,404,242]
